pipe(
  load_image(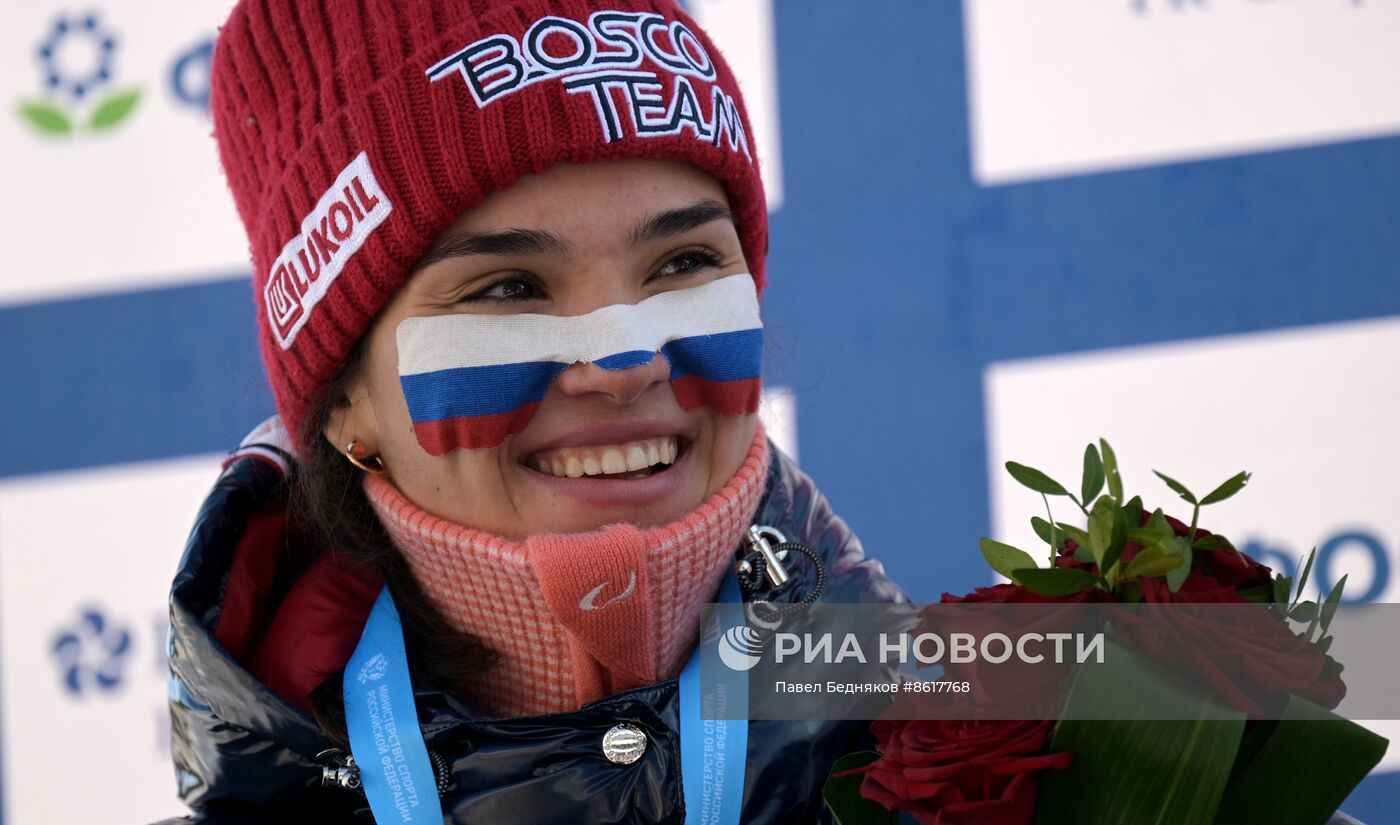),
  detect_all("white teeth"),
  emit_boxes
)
[529,435,681,478]
[601,448,628,475]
